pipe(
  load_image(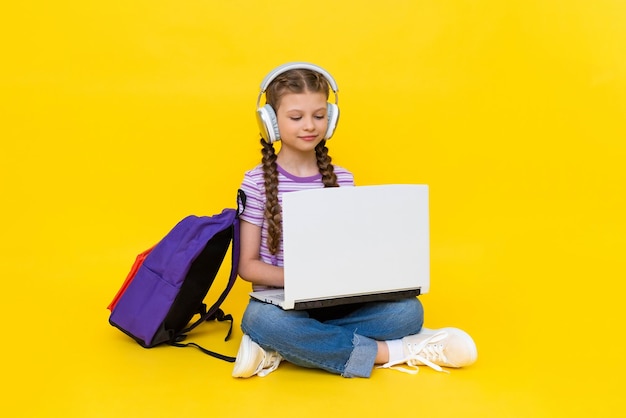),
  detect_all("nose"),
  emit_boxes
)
[303,116,315,131]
